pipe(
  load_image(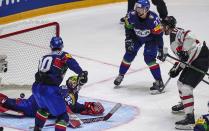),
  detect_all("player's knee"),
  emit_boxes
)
[124,52,137,63]
[177,81,193,96]
[144,55,156,65]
